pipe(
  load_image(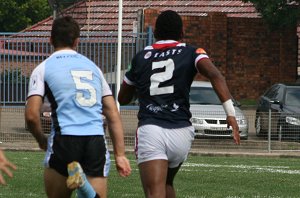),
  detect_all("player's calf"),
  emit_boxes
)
[67,161,100,198]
